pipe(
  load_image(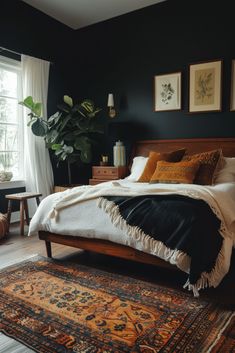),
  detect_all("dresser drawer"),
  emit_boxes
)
[89,179,108,185]
[92,166,127,180]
